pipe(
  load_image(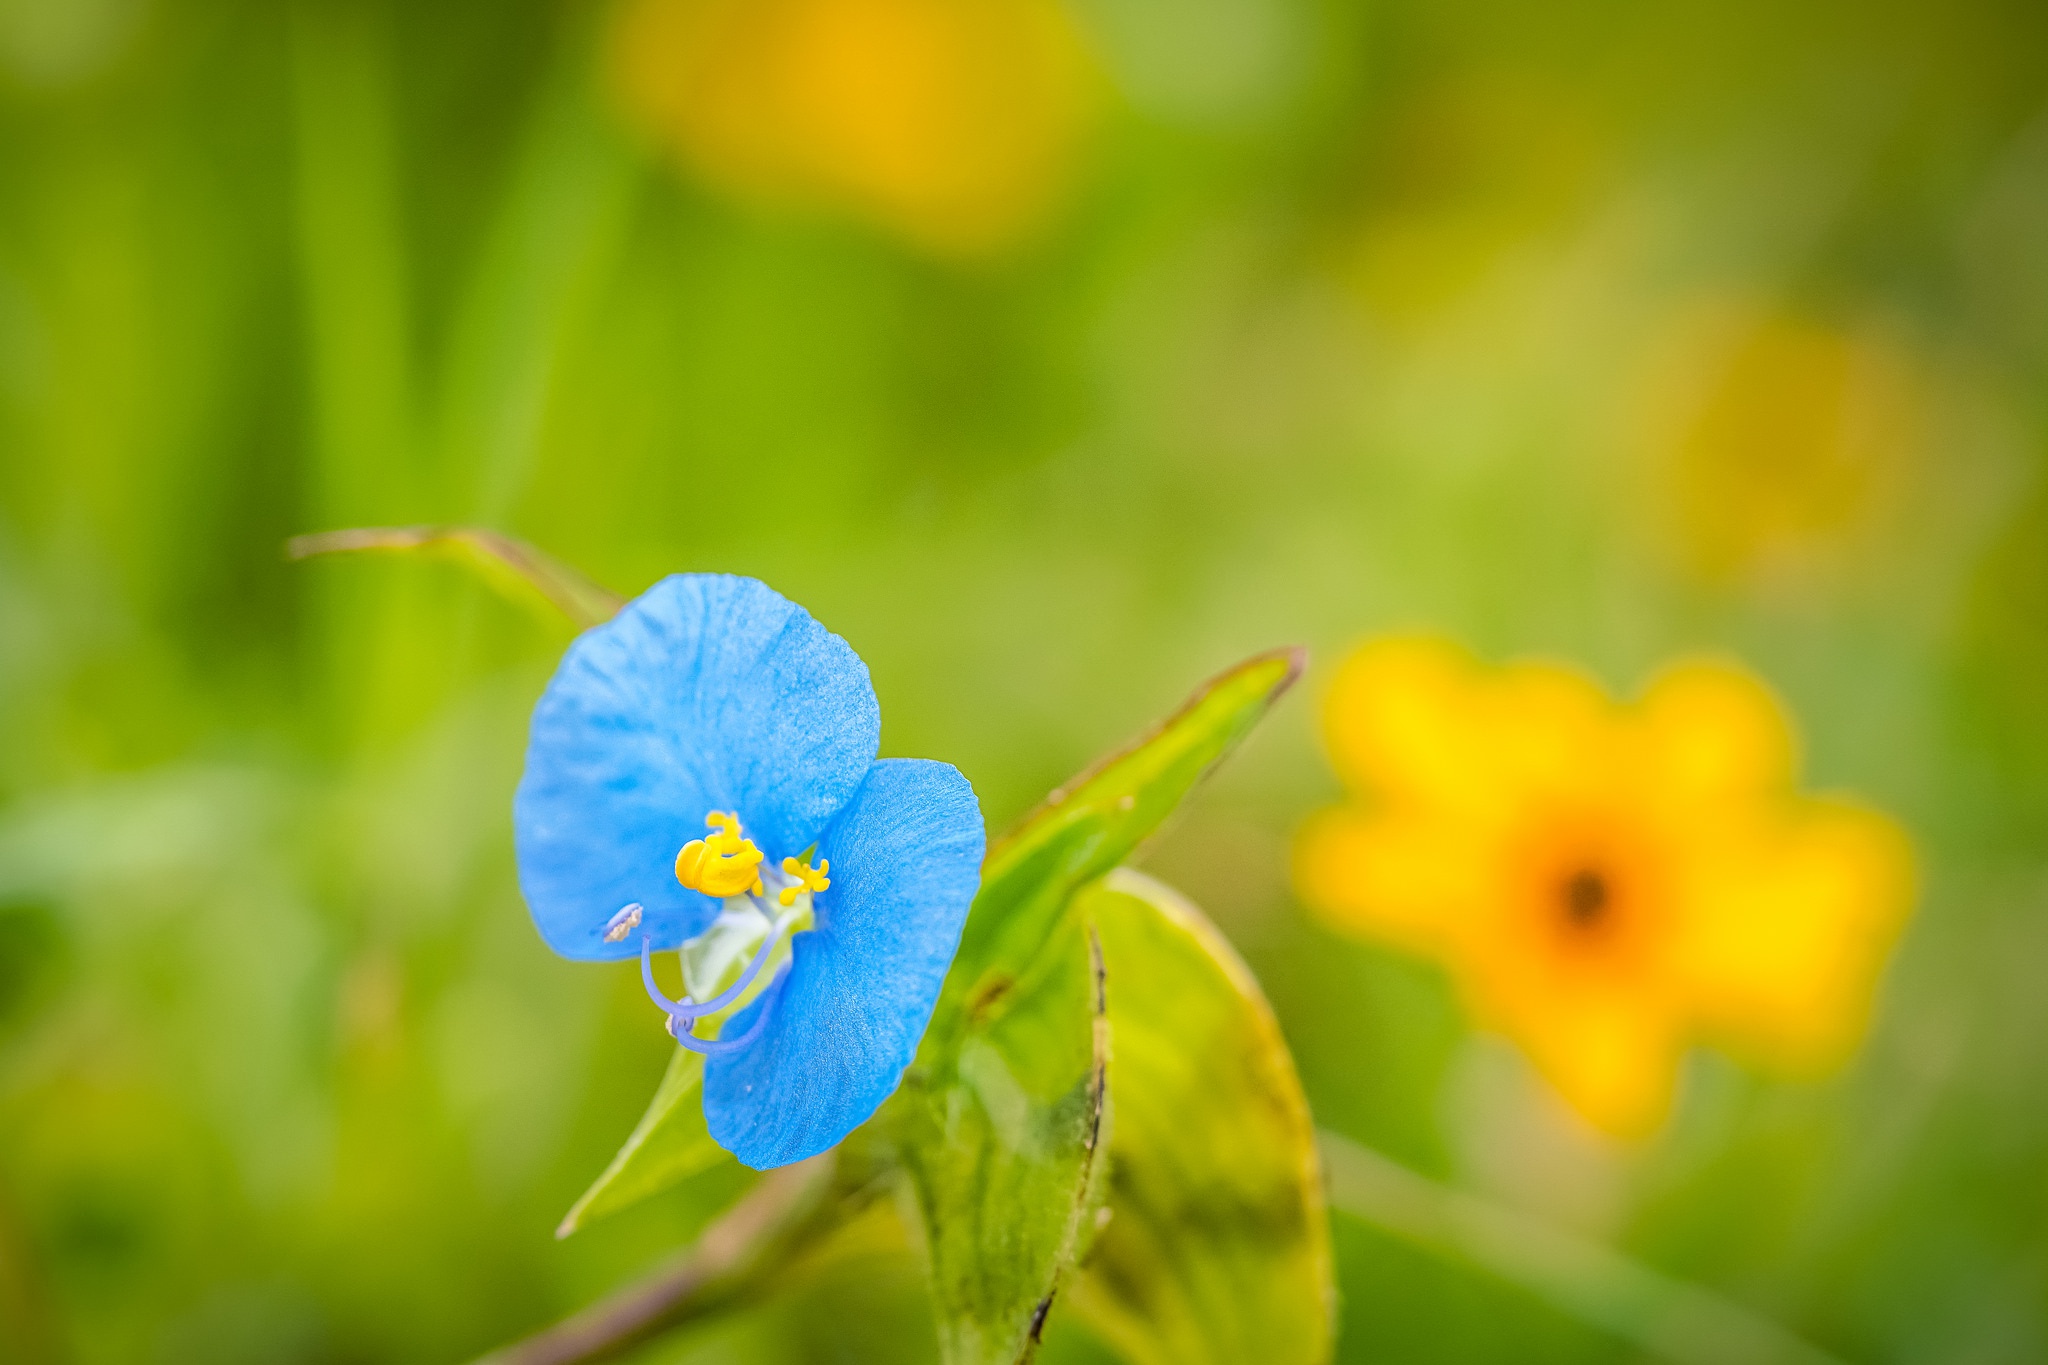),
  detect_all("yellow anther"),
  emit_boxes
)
[777,854,831,907]
[676,812,765,897]
[703,811,751,855]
